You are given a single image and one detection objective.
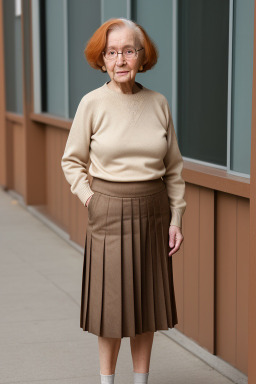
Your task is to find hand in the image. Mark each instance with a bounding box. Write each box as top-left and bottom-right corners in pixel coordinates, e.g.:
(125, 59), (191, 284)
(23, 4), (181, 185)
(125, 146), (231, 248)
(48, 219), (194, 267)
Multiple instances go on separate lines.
(168, 225), (184, 257)
(85, 194), (94, 208)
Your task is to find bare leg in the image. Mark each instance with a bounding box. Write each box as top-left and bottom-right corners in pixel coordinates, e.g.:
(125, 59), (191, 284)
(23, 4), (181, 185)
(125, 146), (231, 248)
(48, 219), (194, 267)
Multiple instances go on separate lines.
(98, 336), (121, 375)
(130, 331), (154, 373)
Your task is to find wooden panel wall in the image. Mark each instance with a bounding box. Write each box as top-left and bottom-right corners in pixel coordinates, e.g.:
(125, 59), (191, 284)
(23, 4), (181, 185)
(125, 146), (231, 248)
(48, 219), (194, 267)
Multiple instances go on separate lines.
(216, 192), (249, 374)
(173, 186), (249, 374)
(3, 120), (25, 197)
(45, 126), (88, 246)
(13, 123), (25, 197)
(173, 183), (215, 354)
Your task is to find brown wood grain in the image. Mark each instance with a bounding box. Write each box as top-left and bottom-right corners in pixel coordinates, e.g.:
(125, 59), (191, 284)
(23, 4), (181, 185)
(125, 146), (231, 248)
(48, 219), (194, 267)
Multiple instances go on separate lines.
(198, 187), (214, 353)
(174, 184), (215, 353)
(13, 123), (25, 196)
(236, 198), (249, 374)
(183, 184), (200, 340)
(216, 192), (237, 366)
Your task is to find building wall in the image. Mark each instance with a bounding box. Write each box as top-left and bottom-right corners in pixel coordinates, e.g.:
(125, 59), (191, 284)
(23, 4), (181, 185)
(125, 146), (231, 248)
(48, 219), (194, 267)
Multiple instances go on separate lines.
(1, 0), (255, 380)
(173, 186), (249, 374)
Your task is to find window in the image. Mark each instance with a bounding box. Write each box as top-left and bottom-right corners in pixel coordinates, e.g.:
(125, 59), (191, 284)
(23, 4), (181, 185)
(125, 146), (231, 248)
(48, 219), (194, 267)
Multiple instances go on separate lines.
(133, 0), (173, 106)
(32, 0), (107, 119)
(177, 0), (229, 167)
(101, 0), (130, 23)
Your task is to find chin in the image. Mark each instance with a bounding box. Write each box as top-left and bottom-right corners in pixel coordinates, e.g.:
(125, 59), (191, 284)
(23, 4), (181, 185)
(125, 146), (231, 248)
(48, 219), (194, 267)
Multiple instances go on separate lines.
(114, 76), (132, 83)
(116, 78), (129, 82)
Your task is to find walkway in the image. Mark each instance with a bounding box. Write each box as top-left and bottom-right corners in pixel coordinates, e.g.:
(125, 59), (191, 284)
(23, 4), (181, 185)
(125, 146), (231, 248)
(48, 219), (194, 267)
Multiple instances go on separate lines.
(0, 188), (234, 384)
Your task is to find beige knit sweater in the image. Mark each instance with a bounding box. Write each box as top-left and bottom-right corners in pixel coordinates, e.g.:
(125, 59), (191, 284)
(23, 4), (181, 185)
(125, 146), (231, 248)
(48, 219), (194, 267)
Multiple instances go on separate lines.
(61, 81), (186, 227)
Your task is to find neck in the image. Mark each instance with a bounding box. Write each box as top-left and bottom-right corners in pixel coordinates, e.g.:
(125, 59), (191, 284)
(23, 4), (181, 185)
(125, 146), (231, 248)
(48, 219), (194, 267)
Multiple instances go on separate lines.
(107, 80), (140, 94)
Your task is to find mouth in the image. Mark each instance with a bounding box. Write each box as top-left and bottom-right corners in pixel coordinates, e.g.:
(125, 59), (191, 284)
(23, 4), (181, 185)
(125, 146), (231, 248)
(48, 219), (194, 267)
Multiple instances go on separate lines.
(116, 71), (129, 74)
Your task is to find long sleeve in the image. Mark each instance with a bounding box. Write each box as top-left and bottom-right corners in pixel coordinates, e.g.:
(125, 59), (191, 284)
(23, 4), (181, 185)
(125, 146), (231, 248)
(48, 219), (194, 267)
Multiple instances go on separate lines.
(61, 96), (95, 205)
(162, 104), (186, 228)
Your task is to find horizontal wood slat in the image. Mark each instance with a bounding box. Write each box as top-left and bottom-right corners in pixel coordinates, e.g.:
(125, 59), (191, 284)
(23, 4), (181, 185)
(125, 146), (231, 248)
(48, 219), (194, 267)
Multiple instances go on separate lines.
(183, 161), (250, 198)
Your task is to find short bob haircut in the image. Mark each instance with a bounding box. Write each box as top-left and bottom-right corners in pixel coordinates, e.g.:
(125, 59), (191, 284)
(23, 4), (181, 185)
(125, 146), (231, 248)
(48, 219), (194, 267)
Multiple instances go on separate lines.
(85, 18), (158, 73)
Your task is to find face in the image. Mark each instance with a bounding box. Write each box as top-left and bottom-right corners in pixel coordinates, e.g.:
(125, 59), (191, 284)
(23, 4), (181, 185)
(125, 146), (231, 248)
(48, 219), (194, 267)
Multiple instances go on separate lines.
(102, 27), (145, 85)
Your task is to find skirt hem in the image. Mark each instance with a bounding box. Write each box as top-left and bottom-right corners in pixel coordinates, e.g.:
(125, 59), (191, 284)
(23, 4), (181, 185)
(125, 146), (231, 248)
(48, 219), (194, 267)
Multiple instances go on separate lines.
(79, 323), (178, 339)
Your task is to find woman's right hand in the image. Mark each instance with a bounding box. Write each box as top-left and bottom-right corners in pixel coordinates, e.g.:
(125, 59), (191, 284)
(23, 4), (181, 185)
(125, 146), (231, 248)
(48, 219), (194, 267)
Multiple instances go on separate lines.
(85, 194), (94, 208)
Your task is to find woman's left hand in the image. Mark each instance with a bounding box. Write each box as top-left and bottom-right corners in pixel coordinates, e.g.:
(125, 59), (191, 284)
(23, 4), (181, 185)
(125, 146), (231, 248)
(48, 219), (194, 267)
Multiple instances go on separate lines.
(168, 225), (184, 257)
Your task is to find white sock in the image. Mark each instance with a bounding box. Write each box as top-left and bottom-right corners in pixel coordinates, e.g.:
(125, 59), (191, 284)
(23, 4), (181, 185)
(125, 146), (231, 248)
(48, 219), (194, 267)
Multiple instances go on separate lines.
(133, 371), (149, 383)
(100, 372), (115, 384)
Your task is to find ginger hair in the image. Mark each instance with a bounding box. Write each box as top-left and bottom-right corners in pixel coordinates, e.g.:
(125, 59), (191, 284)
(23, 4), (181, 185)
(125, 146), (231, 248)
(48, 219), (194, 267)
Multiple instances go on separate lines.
(84, 18), (158, 73)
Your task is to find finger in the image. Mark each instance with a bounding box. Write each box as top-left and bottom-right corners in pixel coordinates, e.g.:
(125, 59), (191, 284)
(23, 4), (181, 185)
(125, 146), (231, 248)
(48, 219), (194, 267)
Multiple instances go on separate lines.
(169, 231), (176, 248)
(169, 232), (180, 249)
(169, 237), (183, 256)
(169, 243), (180, 256)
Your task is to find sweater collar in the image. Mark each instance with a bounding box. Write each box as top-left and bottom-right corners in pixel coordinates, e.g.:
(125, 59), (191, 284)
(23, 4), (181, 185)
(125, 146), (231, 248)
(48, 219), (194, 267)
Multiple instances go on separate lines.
(102, 81), (145, 98)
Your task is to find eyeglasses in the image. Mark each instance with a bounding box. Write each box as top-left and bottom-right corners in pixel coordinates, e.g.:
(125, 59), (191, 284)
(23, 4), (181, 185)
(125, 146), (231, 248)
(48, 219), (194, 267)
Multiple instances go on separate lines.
(102, 47), (144, 61)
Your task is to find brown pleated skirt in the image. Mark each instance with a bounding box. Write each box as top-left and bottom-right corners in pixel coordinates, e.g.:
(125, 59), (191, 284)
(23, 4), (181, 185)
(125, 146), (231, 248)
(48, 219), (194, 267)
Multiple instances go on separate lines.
(80, 176), (178, 338)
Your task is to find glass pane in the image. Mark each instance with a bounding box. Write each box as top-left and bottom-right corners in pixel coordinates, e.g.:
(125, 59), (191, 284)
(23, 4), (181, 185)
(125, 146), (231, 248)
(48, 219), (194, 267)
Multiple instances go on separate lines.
(42, 0), (67, 117)
(230, 0), (254, 175)
(101, 0), (128, 22)
(133, 0), (173, 106)
(178, 0), (229, 166)
(68, 0), (108, 118)
(3, 0), (23, 114)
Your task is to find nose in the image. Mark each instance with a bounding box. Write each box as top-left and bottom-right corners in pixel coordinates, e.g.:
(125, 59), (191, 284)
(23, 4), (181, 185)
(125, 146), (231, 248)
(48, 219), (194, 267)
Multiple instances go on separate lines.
(116, 52), (126, 65)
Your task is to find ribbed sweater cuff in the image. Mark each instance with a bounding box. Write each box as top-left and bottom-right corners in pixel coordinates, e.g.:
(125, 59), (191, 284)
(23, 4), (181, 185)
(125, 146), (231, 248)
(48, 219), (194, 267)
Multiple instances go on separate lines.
(170, 208), (183, 228)
(77, 184), (94, 206)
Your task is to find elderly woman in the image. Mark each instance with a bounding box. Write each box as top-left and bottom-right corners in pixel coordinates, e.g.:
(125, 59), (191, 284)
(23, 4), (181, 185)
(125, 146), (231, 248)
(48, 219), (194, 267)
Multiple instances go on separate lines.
(61, 17), (186, 384)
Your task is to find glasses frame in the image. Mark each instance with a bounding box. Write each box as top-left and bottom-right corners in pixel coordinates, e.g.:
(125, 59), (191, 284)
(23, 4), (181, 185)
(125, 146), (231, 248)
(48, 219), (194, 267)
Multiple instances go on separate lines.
(102, 47), (144, 61)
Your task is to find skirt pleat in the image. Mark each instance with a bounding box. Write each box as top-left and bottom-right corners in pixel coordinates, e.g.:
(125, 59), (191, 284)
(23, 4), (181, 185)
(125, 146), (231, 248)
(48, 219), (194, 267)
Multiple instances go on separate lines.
(102, 196), (122, 338)
(80, 229), (91, 331)
(131, 198), (143, 334)
(87, 228), (105, 335)
(80, 177), (178, 338)
(144, 197), (156, 331)
(122, 198), (136, 337)
(138, 197), (149, 331)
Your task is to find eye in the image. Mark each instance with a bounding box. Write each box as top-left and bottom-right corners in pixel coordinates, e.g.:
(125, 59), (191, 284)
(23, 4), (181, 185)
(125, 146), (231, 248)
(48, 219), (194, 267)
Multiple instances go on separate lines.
(125, 48), (135, 55)
(106, 50), (116, 56)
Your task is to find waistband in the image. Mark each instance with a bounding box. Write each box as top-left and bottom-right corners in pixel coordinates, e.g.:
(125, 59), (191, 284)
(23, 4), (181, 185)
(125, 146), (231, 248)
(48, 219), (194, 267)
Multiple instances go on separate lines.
(91, 177), (166, 198)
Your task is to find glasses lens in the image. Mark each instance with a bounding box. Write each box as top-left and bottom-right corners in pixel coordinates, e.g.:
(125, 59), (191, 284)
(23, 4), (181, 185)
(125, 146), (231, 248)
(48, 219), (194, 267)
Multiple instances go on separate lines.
(123, 48), (136, 59)
(104, 49), (117, 60)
